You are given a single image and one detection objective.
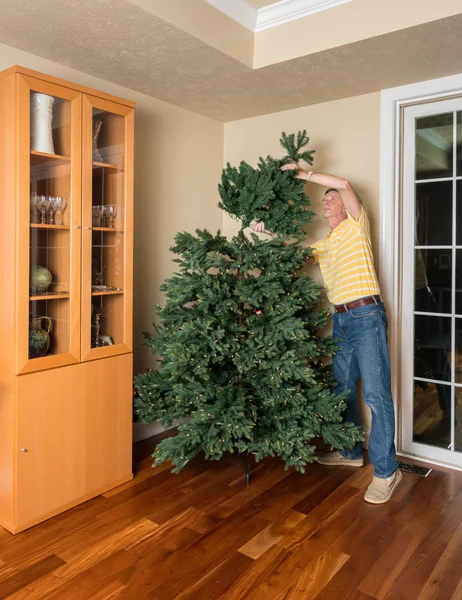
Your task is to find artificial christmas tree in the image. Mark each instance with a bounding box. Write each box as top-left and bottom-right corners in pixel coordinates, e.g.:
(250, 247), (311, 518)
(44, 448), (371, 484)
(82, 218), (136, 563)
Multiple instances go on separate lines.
(134, 131), (363, 475)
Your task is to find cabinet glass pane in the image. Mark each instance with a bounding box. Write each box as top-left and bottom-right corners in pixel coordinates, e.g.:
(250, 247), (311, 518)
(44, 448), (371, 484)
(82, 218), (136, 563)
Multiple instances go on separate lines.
(416, 113), (453, 180)
(91, 108), (125, 348)
(29, 91), (72, 359)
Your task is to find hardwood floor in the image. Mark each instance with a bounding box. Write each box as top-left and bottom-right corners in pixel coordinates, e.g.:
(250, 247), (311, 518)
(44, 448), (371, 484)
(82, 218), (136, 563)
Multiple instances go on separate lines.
(1, 430), (462, 599)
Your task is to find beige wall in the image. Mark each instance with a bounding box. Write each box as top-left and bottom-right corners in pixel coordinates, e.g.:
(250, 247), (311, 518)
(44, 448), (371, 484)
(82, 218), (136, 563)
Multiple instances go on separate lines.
(0, 43), (224, 378)
(223, 92), (381, 435)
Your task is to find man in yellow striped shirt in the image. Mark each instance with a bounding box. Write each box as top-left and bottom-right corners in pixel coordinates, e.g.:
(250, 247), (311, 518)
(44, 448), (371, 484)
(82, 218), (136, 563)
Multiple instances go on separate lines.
(254, 165), (401, 504)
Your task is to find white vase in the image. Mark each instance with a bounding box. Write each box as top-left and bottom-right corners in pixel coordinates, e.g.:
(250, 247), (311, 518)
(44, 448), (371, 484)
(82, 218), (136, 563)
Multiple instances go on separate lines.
(30, 93), (55, 154)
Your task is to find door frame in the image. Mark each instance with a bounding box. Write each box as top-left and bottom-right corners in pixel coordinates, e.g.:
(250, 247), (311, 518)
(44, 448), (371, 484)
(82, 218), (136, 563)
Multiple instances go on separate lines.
(380, 72), (462, 471)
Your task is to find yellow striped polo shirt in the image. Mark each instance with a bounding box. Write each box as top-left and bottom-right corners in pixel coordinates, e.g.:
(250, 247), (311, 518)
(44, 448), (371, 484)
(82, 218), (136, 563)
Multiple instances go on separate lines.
(310, 207), (381, 305)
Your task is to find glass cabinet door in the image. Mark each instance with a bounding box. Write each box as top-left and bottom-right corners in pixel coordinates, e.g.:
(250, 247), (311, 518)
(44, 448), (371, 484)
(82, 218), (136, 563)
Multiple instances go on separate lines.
(16, 75), (81, 374)
(81, 95), (134, 360)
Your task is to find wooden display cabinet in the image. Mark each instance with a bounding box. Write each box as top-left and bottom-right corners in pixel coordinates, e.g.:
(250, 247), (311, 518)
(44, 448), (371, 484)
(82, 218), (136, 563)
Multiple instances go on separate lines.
(0, 66), (135, 533)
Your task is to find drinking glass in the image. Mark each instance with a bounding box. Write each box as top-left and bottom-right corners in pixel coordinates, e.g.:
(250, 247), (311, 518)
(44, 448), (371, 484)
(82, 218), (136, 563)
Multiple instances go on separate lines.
(37, 195), (49, 224)
(30, 193), (40, 224)
(53, 197), (67, 226)
(103, 205), (117, 228)
(92, 205), (103, 227)
(48, 196), (56, 225)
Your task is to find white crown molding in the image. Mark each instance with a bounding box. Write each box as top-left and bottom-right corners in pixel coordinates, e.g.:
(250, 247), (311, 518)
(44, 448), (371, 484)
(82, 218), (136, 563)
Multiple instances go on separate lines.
(205, 0), (353, 32)
(256, 0), (353, 31)
(204, 0), (258, 32)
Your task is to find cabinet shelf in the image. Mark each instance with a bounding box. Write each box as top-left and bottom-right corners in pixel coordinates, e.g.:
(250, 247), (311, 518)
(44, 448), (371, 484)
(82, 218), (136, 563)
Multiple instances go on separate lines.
(92, 161), (121, 171)
(30, 293), (70, 301)
(30, 224), (70, 230)
(93, 227), (124, 233)
(31, 151), (70, 165)
(91, 290), (124, 297)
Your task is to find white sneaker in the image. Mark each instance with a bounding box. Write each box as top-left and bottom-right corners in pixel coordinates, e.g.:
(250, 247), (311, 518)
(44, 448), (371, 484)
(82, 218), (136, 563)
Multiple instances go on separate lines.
(364, 469), (402, 504)
(316, 451), (364, 468)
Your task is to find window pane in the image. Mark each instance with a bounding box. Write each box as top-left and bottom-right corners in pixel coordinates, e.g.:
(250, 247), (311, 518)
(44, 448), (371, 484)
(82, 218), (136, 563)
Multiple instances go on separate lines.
(456, 387), (462, 452)
(416, 113), (453, 180)
(456, 319), (462, 384)
(415, 181), (452, 246)
(414, 315), (451, 383)
(457, 181), (462, 246)
(413, 380), (451, 449)
(415, 250), (452, 314)
(457, 111), (462, 177)
(457, 251), (462, 316)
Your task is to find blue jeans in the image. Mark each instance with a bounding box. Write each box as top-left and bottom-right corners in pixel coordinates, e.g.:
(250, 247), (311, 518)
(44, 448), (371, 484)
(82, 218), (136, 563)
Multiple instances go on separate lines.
(332, 302), (398, 478)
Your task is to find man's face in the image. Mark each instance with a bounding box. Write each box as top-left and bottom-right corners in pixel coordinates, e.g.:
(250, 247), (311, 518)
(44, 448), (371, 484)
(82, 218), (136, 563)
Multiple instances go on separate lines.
(323, 190), (347, 220)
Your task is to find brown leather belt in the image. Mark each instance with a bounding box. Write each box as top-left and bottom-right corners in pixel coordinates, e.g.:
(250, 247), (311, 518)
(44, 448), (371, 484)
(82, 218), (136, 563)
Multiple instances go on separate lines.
(334, 295), (382, 313)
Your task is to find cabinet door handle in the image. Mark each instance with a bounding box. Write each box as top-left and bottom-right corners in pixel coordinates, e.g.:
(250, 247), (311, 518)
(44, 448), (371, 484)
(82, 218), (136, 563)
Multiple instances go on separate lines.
(75, 225), (81, 229)
(20, 448), (28, 452)
(85, 226), (92, 230)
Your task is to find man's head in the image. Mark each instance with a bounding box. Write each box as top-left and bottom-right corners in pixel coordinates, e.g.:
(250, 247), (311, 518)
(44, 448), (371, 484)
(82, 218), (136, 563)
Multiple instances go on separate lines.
(322, 188), (347, 222)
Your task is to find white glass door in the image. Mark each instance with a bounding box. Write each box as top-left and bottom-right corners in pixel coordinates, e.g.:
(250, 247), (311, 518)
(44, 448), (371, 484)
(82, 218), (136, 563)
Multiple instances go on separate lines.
(401, 97), (462, 468)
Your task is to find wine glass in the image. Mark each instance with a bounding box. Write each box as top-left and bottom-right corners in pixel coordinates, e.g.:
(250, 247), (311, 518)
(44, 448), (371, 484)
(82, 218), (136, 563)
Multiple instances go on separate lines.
(92, 205), (103, 227)
(47, 196), (56, 225)
(30, 193), (40, 224)
(53, 197), (67, 226)
(37, 195), (49, 224)
(103, 205), (117, 228)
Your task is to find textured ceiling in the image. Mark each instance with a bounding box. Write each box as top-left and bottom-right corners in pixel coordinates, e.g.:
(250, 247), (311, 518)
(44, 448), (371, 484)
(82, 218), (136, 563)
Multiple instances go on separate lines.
(0, 0), (461, 122)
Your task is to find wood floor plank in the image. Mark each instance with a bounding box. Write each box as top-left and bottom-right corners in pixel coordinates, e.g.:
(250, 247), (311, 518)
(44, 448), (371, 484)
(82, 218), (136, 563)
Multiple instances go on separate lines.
(272, 549), (350, 600)
(315, 513), (403, 600)
(343, 462), (374, 490)
(118, 513), (270, 599)
(154, 552), (254, 600)
(224, 489), (363, 599)
(207, 462), (293, 520)
(358, 486), (449, 599)
(102, 461), (172, 498)
(5, 520), (156, 600)
(383, 489), (462, 600)
(32, 550), (135, 600)
(220, 544), (289, 600)
(1, 431), (462, 600)
(417, 520), (462, 600)
(0, 555), (65, 600)
(147, 462), (244, 525)
(238, 509), (306, 560)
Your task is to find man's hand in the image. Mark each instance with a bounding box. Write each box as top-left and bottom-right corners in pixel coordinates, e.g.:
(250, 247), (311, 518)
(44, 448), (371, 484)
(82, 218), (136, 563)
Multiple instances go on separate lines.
(281, 162), (308, 181)
(250, 220), (275, 237)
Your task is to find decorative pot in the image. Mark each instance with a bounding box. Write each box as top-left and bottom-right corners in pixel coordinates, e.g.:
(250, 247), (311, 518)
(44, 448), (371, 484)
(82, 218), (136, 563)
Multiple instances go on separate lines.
(29, 316), (52, 359)
(30, 93), (55, 154)
(30, 265), (52, 293)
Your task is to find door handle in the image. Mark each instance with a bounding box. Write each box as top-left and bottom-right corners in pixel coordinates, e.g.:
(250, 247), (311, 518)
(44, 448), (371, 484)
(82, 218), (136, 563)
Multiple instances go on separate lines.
(20, 448), (28, 452)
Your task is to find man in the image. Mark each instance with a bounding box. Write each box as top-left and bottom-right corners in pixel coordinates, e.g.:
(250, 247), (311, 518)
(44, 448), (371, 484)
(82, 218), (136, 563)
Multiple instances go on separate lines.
(253, 164), (401, 504)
